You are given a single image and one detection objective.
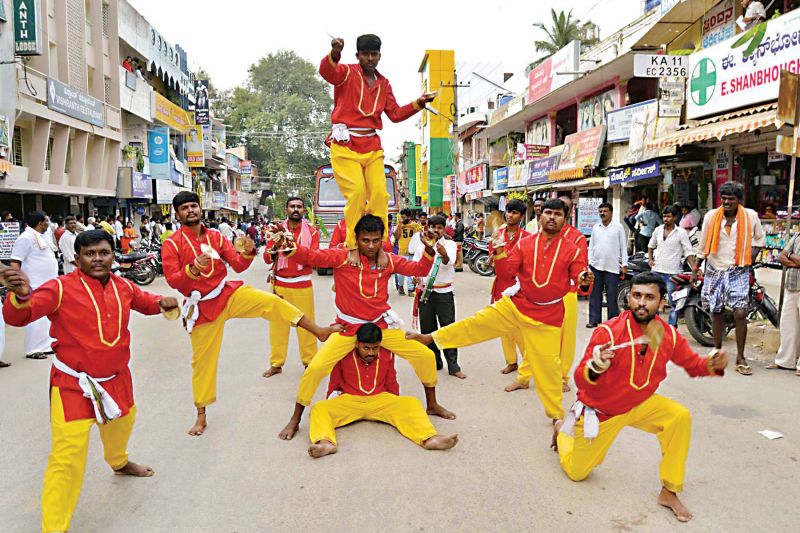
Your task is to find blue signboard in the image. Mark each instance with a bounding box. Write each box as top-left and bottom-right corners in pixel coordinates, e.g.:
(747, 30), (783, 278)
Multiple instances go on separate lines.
(608, 159), (661, 185)
(148, 127), (170, 180)
(527, 154), (561, 185)
(494, 167), (508, 191)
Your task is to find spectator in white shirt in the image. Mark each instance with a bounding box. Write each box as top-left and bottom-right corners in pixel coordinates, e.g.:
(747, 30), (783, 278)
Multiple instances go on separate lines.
(587, 202), (628, 327)
(742, 0), (767, 31)
(85, 216), (96, 231)
(58, 216), (79, 274)
(9, 211), (58, 359)
(114, 216), (124, 247)
(218, 217), (235, 242)
(648, 206), (696, 326)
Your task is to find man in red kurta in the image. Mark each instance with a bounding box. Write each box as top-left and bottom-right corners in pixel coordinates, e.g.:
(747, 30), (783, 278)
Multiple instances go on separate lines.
(320, 33), (434, 265)
(162, 191), (339, 437)
(262, 197), (321, 378)
(306, 323), (458, 458)
(554, 272), (728, 523)
(408, 199), (592, 421)
(329, 218), (392, 252)
(1, 230), (179, 533)
(277, 215), (455, 442)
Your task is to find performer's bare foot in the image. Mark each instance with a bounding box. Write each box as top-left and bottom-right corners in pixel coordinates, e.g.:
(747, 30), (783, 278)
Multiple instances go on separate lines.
(188, 408), (207, 436)
(449, 371), (467, 379)
(500, 363), (518, 374)
(279, 419), (300, 440)
(262, 366), (282, 378)
(562, 381), (571, 392)
(657, 488), (693, 522)
(308, 440), (337, 458)
(346, 248), (360, 267)
(426, 403), (456, 420)
(376, 248), (389, 270)
(423, 434), (459, 450)
(114, 461), (154, 477)
(504, 381), (528, 392)
(551, 419), (563, 451)
(297, 316), (343, 342)
(405, 331), (433, 345)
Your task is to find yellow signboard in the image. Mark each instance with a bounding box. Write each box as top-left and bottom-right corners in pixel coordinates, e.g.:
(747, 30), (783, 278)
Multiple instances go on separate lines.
(186, 124), (204, 168)
(154, 93), (190, 133)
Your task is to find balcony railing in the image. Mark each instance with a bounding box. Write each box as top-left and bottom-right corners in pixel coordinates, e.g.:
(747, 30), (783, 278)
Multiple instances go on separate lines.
(118, 66), (153, 121)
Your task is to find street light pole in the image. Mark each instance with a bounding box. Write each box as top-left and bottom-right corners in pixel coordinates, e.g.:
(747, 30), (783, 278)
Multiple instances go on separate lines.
(440, 71), (470, 214)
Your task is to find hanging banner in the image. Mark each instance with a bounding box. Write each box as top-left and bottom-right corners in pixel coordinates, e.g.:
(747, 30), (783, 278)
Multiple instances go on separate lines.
(185, 124), (204, 167)
(629, 100), (680, 164)
(606, 99), (657, 142)
(194, 80), (210, 125)
(148, 127), (170, 180)
(525, 144), (549, 159)
(528, 41), (580, 105)
(578, 88), (617, 131)
(557, 125), (606, 171)
(460, 163), (487, 195)
(493, 167), (508, 191)
(154, 93), (191, 133)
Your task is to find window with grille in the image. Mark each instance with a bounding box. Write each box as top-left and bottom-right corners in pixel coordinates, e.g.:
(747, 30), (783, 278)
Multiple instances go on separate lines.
(12, 127), (22, 166)
(45, 138), (53, 171)
(104, 76), (111, 102)
(101, 2), (109, 37)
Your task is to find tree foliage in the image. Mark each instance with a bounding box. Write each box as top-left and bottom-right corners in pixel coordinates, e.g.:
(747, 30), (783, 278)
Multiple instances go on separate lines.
(528, 9), (599, 71)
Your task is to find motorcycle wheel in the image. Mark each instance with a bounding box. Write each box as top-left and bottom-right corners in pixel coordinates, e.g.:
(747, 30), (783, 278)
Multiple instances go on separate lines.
(132, 264), (156, 286)
(684, 305), (715, 347)
(617, 280), (632, 311)
(468, 255), (482, 274)
(760, 293), (779, 328)
(474, 254), (495, 277)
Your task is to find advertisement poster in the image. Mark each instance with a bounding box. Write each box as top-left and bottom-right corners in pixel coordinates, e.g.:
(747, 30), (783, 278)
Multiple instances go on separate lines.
(528, 41), (580, 105)
(578, 89), (617, 131)
(185, 125), (204, 167)
(557, 125), (607, 171)
(147, 127), (170, 180)
(527, 152), (561, 185)
(606, 99), (657, 142)
(493, 167), (508, 191)
(0, 221), (21, 260)
(628, 100), (679, 164)
(525, 144), (549, 159)
(194, 80), (210, 125)
(460, 163), (487, 195)
(577, 198), (602, 236)
(527, 116), (551, 146)
(154, 93), (190, 133)
(507, 165), (526, 188)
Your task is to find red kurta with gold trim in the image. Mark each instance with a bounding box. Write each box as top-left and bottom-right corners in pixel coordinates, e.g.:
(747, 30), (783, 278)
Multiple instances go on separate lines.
(562, 224), (589, 294)
(327, 348), (399, 397)
(2, 271), (162, 421)
(488, 225), (529, 302)
(263, 221), (320, 289)
(289, 246), (433, 335)
(494, 231), (588, 327)
(574, 311), (722, 417)
(329, 219), (393, 251)
(162, 225), (255, 327)
(319, 54), (421, 153)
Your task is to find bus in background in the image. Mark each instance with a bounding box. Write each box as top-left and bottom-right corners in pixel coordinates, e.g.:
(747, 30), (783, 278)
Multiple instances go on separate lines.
(313, 163), (400, 242)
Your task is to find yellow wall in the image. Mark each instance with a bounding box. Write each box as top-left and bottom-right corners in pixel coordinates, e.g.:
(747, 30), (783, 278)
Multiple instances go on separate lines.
(421, 50), (455, 139)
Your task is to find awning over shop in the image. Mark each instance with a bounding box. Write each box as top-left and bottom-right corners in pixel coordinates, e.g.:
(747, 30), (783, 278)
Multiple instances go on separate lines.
(550, 167), (587, 182)
(648, 108), (779, 149)
(549, 177), (606, 190)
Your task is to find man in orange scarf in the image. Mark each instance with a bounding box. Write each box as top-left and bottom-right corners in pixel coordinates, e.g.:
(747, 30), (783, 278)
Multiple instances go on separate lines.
(694, 182), (764, 375)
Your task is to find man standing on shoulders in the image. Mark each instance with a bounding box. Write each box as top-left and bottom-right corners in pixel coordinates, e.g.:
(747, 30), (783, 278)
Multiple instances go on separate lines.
(648, 205), (696, 327)
(393, 209), (422, 296)
(10, 211), (58, 360)
(695, 182), (764, 376)
(413, 215), (465, 379)
(588, 202), (627, 328)
(59, 216), (79, 275)
(262, 197), (321, 378)
(769, 230), (800, 375)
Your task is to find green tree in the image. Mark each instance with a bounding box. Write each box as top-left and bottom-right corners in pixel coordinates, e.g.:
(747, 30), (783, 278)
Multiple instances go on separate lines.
(528, 9), (598, 71)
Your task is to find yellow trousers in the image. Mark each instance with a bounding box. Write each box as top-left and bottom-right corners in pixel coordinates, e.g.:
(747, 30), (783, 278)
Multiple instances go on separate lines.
(296, 329), (437, 406)
(309, 392), (438, 446)
(42, 387), (136, 533)
(560, 291), (579, 383)
(433, 297), (564, 419)
(330, 143), (388, 250)
(501, 331), (533, 386)
(269, 284), (317, 368)
(557, 394), (691, 493)
(190, 285), (304, 407)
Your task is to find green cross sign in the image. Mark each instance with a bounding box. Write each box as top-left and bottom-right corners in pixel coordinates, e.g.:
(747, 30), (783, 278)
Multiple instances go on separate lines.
(690, 58), (716, 106)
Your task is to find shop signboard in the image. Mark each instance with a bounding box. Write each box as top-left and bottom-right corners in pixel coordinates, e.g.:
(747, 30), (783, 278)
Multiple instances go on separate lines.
(527, 116), (551, 146)
(185, 124), (204, 168)
(13, 0), (43, 55)
(702, 0), (735, 49)
(47, 78), (104, 127)
(525, 144), (549, 159)
(606, 99), (657, 142)
(194, 80), (210, 125)
(577, 197), (603, 236)
(578, 88), (617, 131)
(629, 100), (679, 164)
(202, 124), (213, 159)
(147, 127), (170, 180)
(460, 163), (487, 195)
(661, 0), (684, 16)
(528, 40), (580, 105)
(228, 190), (239, 211)
(131, 172), (152, 199)
(608, 159), (661, 185)
(226, 153), (242, 173)
(240, 176), (252, 192)
(154, 179), (173, 205)
(507, 165), (526, 188)
(527, 153), (561, 185)
(633, 54), (688, 78)
(493, 167), (508, 191)
(241, 160), (252, 174)
(658, 77), (685, 117)
(154, 93), (191, 133)
(0, 222), (21, 260)
(557, 125), (606, 171)
(688, 10), (800, 119)
(213, 191), (226, 208)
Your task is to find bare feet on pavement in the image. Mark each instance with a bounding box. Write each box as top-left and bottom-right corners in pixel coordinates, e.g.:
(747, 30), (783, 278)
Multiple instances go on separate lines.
(504, 381), (528, 392)
(114, 461), (154, 477)
(427, 403), (456, 420)
(551, 419), (563, 451)
(562, 382), (571, 393)
(500, 363), (518, 374)
(405, 331), (433, 345)
(423, 434), (459, 450)
(308, 440), (337, 458)
(657, 488), (693, 522)
(450, 371), (467, 379)
(188, 409), (207, 436)
(279, 420), (300, 440)
(263, 366), (282, 378)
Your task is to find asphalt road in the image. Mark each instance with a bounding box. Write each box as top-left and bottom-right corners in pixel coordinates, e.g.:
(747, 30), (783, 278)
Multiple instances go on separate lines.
(0, 261), (797, 532)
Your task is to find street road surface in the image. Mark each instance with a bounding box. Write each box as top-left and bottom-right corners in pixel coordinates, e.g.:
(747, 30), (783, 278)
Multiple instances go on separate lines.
(0, 261), (797, 532)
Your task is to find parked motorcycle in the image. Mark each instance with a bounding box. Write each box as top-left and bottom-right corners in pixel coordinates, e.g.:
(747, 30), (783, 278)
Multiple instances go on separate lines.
(466, 238), (494, 277)
(671, 263), (779, 347)
(616, 252), (653, 310)
(113, 251), (157, 286)
(136, 240), (163, 275)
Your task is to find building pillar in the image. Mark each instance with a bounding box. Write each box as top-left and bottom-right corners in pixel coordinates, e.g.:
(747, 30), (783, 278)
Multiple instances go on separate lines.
(69, 130), (89, 187)
(29, 117), (52, 183)
(48, 124), (70, 186)
(87, 135), (106, 189)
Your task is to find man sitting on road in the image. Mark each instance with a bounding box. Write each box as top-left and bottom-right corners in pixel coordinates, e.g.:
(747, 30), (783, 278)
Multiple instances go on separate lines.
(553, 272), (728, 523)
(306, 323), (458, 458)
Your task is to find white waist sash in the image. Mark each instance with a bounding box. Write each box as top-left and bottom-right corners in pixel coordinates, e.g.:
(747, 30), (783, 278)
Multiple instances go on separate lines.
(331, 123), (378, 143)
(501, 281), (562, 306)
(52, 355), (121, 424)
(181, 277), (227, 333)
(275, 273), (313, 284)
(336, 308), (405, 330)
(560, 401), (600, 441)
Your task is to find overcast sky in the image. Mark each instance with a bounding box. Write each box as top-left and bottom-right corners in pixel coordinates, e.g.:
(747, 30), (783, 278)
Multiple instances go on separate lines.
(129, 0), (641, 160)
